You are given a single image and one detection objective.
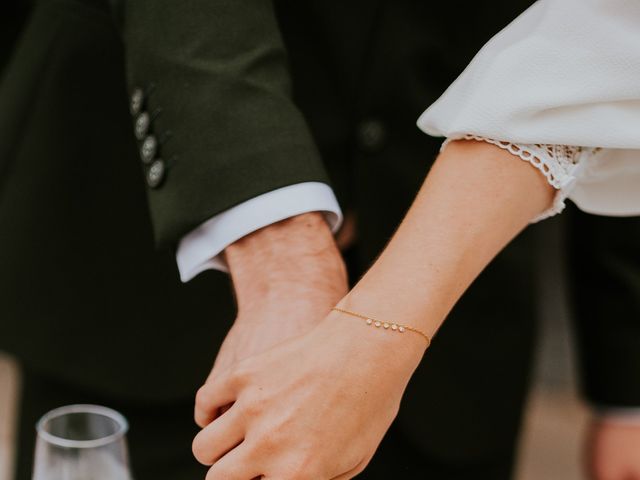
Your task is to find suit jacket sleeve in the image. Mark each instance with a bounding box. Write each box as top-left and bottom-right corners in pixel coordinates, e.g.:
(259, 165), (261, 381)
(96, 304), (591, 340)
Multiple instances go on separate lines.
(123, 0), (329, 248)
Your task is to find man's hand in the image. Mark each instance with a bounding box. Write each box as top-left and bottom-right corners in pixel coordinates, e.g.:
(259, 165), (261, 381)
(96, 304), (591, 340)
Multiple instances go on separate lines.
(587, 419), (640, 480)
(204, 212), (348, 387)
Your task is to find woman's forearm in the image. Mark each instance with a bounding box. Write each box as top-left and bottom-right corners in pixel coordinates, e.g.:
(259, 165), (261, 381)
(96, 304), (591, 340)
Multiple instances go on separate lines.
(341, 139), (555, 341)
(192, 140), (557, 479)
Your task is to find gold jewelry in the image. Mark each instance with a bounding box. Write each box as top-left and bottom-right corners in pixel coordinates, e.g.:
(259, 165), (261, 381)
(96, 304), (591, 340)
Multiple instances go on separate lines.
(331, 307), (431, 346)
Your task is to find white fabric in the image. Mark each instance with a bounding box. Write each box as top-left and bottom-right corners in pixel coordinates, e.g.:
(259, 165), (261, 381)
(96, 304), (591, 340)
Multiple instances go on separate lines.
(445, 135), (597, 221)
(176, 182), (342, 281)
(418, 0), (640, 217)
(419, 0), (640, 417)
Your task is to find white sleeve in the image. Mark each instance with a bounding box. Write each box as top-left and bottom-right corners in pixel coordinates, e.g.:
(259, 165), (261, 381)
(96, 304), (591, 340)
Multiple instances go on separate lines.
(418, 0), (640, 218)
(444, 135), (599, 222)
(175, 182), (342, 282)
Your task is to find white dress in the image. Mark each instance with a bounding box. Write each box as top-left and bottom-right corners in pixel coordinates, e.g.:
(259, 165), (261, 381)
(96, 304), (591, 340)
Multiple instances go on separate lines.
(417, 0), (640, 220)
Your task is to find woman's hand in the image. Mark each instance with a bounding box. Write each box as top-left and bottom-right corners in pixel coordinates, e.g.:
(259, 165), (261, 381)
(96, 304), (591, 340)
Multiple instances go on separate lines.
(192, 139), (553, 479)
(206, 292), (341, 385)
(193, 312), (426, 479)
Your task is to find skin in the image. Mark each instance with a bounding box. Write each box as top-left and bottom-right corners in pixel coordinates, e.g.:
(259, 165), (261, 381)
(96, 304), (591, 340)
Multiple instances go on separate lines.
(587, 419), (640, 480)
(192, 139), (556, 479)
(204, 212), (348, 386)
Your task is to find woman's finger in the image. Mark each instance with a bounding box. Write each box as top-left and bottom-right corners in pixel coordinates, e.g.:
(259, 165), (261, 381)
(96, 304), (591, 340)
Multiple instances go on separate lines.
(195, 369), (244, 427)
(192, 406), (245, 465)
(205, 442), (262, 480)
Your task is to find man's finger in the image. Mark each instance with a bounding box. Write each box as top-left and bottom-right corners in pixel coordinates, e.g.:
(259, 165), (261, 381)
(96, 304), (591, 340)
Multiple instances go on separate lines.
(205, 442), (262, 480)
(194, 370), (240, 427)
(193, 406), (245, 465)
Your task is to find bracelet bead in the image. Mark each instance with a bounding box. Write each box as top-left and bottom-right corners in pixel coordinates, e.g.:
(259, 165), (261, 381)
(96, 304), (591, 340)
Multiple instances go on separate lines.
(331, 307), (431, 345)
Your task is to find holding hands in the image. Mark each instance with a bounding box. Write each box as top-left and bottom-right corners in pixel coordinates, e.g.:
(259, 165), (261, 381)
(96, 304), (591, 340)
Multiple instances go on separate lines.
(192, 141), (556, 479)
(192, 211), (426, 479)
(193, 141), (640, 479)
(206, 212), (347, 380)
(193, 313), (425, 479)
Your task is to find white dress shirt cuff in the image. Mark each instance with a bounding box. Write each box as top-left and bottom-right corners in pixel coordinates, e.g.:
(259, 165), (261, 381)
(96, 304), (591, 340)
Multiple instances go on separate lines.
(176, 182), (342, 282)
(595, 407), (640, 426)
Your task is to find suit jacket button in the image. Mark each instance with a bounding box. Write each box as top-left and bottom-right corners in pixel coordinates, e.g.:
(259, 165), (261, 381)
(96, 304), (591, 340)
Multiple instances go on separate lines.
(147, 159), (166, 188)
(130, 88), (144, 115)
(140, 135), (158, 164)
(357, 118), (387, 152)
(134, 112), (150, 140)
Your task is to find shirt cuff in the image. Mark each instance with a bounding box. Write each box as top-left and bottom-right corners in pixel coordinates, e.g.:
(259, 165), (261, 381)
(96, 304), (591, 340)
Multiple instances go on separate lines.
(442, 135), (599, 222)
(595, 406), (640, 426)
(176, 182), (343, 282)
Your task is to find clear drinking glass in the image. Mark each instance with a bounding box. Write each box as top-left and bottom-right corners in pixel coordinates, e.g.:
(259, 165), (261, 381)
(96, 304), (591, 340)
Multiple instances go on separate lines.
(32, 404), (133, 480)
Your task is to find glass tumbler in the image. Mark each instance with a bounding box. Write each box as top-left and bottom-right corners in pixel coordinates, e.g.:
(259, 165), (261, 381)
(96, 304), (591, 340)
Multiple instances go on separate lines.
(32, 404), (132, 480)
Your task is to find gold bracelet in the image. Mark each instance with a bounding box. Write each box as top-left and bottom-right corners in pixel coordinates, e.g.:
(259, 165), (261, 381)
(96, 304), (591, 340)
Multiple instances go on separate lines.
(331, 307), (431, 346)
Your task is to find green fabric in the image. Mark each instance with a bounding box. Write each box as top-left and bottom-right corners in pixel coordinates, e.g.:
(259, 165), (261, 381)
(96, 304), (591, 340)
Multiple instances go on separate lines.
(0, 2), (30, 76)
(123, 0), (330, 247)
(0, 0), (235, 401)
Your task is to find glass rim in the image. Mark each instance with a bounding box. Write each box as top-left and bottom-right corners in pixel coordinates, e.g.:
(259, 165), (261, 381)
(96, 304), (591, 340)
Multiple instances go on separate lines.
(36, 404), (129, 449)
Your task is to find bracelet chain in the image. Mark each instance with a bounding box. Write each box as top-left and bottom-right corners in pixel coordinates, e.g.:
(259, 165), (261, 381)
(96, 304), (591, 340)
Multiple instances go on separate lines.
(332, 307), (431, 346)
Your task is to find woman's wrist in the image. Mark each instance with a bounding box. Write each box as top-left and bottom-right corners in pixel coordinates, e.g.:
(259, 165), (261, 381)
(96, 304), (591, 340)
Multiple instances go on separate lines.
(319, 305), (428, 376)
(337, 282), (442, 342)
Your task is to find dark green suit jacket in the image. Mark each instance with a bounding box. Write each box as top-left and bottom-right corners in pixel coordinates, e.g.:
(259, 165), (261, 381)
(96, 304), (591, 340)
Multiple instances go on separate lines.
(2, 0), (640, 472)
(0, 0), (526, 397)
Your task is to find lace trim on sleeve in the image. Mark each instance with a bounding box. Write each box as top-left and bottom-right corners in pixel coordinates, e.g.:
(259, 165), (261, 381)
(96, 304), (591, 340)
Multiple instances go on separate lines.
(443, 135), (599, 222)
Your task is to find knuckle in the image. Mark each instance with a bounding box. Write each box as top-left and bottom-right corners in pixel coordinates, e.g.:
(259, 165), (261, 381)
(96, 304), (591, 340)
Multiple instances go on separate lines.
(191, 435), (214, 466)
(242, 396), (264, 418)
(230, 363), (252, 386)
(195, 385), (211, 409)
(253, 429), (280, 453)
(194, 414), (209, 430)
